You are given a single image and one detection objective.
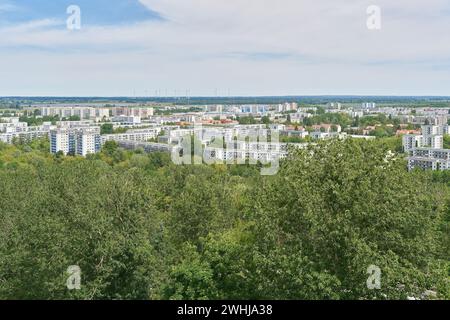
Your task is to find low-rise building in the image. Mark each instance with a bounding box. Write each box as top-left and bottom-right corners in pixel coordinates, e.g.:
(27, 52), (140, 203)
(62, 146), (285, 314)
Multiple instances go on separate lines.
(102, 128), (161, 144)
(408, 148), (450, 171)
(112, 115), (142, 125)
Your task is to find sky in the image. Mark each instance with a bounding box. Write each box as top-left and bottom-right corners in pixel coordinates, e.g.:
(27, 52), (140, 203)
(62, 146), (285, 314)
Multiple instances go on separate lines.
(1, 0), (450, 97)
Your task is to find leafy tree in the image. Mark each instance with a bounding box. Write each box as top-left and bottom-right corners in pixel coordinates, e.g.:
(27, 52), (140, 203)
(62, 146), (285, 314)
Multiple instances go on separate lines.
(249, 140), (449, 299)
(444, 135), (450, 149)
(101, 123), (114, 135)
(0, 137), (448, 300)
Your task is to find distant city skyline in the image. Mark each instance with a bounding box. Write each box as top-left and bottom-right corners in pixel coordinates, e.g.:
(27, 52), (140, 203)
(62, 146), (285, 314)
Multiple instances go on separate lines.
(1, 0), (450, 96)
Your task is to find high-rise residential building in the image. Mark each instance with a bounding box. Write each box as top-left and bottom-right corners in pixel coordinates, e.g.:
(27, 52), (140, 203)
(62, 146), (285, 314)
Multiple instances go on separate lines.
(76, 128), (102, 157)
(50, 128), (76, 155)
(50, 127), (101, 156)
(403, 121), (450, 171)
(403, 134), (423, 152)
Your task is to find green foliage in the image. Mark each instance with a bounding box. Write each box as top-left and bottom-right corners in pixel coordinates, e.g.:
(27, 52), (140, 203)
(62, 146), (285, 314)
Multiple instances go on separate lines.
(101, 124), (128, 135)
(0, 138), (448, 300)
(19, 115), (59, 126)
(237, 116), (257, 125)
(101, 123), (114, 134)
(370, 126), (395, 138)
(303, 112), (351, 128)
(250, 140), (449, 299)
(444, 135), (450, 149)
(261, 116), (271, 125)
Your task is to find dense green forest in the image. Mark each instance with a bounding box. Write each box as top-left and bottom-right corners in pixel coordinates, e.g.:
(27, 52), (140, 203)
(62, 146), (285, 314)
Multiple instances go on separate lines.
(0, 138), (448, 300)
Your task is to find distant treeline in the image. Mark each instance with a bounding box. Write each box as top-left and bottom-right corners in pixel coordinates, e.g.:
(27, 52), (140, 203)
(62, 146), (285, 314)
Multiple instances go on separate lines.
(2, 96), (450, 108)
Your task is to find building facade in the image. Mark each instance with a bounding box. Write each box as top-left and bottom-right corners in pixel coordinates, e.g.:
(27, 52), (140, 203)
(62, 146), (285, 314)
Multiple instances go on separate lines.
(50, 127), (101, 156)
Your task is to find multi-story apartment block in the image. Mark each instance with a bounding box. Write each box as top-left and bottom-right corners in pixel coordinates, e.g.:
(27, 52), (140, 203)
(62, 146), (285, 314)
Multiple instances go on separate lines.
(403, 134), (423, 152)
(204, 105), (224, 113)
(76, 128), (102, 157)
(310, 131), (346, 140)
(422, 134), (443, 149)
(102, 128), (162, 144)
(204, 141), (292, 164)
(239, 105), (268, 115)
(327, 102), (342, 110)
(40, 106), (110, 121)
(112, 115), (142, 125)
(112, 107), (154, 119)
(50, 127), (101, 156)
(403, 122), (450, 171)
(422, 125), (442, 136)
(50, 128), (76, 155)
(56, 120), (95, 128)
(0, 117), (28, 133)
(0, 118), (52, 144)
(408, 148), (450, 171)
(277, 103), (299, 113)
(0, 130), (49, 144)
(362, 102), (376, 109)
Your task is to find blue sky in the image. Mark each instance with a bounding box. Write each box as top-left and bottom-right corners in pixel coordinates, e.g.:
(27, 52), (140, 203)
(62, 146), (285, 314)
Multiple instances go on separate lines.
(1, 0), (450, 96)
(0, 0), (160, 26)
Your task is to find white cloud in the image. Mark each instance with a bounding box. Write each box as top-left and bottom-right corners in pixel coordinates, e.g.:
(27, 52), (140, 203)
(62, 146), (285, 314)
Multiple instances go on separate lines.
(0, 3), (18, 12)
(1, 0), (450, 95)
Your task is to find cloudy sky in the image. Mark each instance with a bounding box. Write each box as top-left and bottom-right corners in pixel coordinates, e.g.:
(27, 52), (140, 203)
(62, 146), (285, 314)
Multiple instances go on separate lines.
(1, 0), (450, 96)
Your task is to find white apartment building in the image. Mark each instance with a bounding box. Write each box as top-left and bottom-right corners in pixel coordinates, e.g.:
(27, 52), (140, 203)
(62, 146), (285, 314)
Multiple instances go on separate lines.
(289, 112), (313, 124)
(112, 115), (142, 125)
(327, 102), (342, 110)
(76, 128), (102, 157)
(50, 127), (101, 156)
(282, 129), (310, 139)
(102, 128), (162, 144)
(422, 134), (444, 149)
(56, 120), (95, 128)
(204, 105), (224, 113)
(0, 118), (52, 144)
(0, 122), (28, 133)
(239, 105), (269, 115)
(40, 106), (110, 121)
(362, 102), (376, 109)
(112, 107), (154, 119)
(0, 130), (48, 144)
(402, 125), (445, 153)
(403, 134), (423, 152)
(422, 125), (442, 136)
(204, 141), (291, 164)
(277, 103), (299, 113)
(50, 128), (75, 155)
(408, 148), (450, 171)
(403, 122), (450, 171)
(348, 111), (364, 118)
(310, 132), (347, 140)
